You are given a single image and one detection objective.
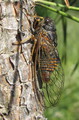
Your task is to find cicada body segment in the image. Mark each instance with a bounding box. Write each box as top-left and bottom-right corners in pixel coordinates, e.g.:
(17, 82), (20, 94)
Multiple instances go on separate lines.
(33, 17), (64, 107)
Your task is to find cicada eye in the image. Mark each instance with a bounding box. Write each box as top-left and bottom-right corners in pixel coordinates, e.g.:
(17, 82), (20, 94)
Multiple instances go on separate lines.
(45, 17), (51, 24)
(46, 18), (49, 22)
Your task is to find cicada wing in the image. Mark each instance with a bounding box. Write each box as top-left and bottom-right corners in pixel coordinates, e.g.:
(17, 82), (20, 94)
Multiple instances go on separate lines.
(37, 46), (64, 107)
(41, 63), (64, 107)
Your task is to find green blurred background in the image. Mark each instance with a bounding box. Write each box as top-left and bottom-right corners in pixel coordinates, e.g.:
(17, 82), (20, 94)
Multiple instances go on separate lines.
(36, 0), (79, 120)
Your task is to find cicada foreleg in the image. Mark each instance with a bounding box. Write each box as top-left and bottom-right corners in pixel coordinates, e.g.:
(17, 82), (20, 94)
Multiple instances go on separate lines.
(12, 35), (32, 45)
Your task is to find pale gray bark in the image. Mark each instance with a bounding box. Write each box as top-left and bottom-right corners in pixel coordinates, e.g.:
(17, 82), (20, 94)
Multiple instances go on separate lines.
(0, 0), (46, 119)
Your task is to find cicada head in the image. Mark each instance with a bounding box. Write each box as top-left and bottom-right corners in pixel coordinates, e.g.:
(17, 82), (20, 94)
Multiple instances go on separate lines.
(43, 17), (56, 31)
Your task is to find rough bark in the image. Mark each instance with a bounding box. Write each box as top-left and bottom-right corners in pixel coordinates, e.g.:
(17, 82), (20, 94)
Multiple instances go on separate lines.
(0, 0), (46, 119)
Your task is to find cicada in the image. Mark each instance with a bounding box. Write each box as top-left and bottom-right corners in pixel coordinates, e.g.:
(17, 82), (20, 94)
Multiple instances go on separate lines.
(32, 17), (64, 107)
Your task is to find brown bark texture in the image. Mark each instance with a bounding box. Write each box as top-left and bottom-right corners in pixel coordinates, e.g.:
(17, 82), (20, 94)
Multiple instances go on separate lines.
(0, 0), (46, 120)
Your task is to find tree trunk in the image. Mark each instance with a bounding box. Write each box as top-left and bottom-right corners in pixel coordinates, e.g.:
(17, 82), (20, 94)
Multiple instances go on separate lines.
(0, 0), (46, 119)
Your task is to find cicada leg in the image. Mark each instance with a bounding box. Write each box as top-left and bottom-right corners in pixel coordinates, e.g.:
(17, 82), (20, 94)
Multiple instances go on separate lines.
(12, 35), (32, 45)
